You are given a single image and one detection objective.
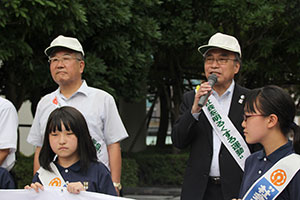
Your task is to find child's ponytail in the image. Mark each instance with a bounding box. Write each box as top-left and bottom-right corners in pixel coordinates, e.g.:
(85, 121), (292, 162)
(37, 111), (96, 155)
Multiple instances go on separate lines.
(292, 122), (300, 154)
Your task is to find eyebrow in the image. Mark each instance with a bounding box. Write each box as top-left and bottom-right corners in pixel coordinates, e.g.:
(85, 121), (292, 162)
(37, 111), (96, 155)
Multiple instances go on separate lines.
(63, 53), (72, 56)
(220, 53), (229, 57)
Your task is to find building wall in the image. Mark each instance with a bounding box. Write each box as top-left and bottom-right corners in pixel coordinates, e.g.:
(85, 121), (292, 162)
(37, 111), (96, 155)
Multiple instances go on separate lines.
(18, 100), (35, 156)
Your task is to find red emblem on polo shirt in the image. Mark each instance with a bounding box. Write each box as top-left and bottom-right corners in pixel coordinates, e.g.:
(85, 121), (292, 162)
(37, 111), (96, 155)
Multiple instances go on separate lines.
(53, 97), (58, 105)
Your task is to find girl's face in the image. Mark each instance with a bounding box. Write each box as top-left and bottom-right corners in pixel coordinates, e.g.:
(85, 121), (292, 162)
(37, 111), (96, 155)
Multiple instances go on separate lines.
(242, 109), (269, 144)
(49, 122), (79, 165)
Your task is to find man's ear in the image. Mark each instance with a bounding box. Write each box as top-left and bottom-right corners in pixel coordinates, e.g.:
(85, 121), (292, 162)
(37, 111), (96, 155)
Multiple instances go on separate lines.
(233, 61), (240, 75)
(80, 60), (85, 74)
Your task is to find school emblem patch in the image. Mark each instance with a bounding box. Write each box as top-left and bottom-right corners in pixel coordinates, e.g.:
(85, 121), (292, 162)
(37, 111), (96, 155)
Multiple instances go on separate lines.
(49, 177), (62, 187)
(270, 169), (286, 186)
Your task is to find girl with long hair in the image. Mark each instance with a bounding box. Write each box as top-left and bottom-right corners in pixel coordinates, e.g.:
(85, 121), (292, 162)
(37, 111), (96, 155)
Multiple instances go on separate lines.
(25, 106), (116, 195)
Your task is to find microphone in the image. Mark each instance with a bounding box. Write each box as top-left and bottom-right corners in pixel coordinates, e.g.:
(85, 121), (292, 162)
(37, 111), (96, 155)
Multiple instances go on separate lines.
(198, 73), (218, 107)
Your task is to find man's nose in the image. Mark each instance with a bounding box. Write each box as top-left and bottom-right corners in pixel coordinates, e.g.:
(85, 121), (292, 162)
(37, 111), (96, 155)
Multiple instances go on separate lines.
(53, 59), (65, 68)
(211, 60), (219, 68)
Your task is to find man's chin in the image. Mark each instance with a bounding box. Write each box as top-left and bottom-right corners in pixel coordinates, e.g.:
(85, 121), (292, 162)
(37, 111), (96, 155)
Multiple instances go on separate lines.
(54, 78), (69, 84)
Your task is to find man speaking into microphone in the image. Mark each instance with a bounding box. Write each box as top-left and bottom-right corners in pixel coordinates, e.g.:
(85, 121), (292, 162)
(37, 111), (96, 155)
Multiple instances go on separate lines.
(172, 33), (258, 200)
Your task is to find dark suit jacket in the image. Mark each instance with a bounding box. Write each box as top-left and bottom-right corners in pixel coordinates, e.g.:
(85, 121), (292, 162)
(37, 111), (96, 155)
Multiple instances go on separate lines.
(171, 84), (251, 200)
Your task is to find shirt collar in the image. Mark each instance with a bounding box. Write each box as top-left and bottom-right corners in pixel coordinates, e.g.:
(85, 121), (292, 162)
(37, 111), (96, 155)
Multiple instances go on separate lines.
(257, 140), (293, 163)
(55, 160), (81, 172)
(55, 80), (89, 99)
(76, 80), (89, 96)
(212, 79), (235, 98)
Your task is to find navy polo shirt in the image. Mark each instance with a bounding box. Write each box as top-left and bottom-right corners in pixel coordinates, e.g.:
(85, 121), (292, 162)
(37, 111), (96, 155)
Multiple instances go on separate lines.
(239, 141), (300, 199)
(33, 161), (117, 196)
(0, 167), (15, 189)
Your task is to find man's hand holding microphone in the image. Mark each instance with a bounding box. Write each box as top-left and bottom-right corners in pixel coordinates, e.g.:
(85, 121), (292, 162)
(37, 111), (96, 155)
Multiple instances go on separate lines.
(192, 73), (218, 113)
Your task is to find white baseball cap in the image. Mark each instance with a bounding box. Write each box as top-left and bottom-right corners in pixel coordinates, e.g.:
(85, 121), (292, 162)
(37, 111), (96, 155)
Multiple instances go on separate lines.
(44, 35), (84, 56)
(198, 32), (241, 57)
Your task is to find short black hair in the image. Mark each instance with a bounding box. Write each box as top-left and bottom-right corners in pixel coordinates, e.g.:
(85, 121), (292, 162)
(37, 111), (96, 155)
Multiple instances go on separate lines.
(39, 106), (97, 172)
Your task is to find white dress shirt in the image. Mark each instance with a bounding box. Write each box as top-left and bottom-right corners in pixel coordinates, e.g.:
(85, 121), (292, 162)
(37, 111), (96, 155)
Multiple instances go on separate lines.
(192, 80), (235, 176)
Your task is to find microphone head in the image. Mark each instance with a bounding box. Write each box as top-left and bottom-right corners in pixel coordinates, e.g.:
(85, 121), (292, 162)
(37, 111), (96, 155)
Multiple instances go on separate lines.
(198, 73), (218, 107)
(208, 73), (218, 84)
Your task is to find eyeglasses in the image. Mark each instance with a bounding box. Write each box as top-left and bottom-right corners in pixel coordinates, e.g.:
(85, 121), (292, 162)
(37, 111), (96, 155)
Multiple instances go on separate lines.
(48, 56), (81, 65)
(204, 57), (237, 65)
(243, 114), (266, 122)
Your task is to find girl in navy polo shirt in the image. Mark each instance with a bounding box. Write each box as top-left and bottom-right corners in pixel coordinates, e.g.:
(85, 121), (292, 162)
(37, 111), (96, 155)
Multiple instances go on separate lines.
(25, 106), (117, 196)
(233, 85), (300, 200)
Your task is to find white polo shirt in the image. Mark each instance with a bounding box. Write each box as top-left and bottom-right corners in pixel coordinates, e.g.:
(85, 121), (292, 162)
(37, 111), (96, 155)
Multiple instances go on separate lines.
(0, 97), (18, 171)
(27, 81), (128, 169)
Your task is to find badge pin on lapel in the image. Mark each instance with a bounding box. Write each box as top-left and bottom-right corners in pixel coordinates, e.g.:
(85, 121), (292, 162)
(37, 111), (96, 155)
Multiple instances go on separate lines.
(238, 95), (245, 104)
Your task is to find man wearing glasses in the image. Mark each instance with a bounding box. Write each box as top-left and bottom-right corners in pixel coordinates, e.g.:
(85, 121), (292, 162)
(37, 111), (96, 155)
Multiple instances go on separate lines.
(172, 33), (258, 200)
(27, 35), (128, 195)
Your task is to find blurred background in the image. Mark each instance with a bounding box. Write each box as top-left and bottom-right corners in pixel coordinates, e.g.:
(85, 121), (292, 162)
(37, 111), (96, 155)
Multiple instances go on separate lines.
(1, 0), (299, 198)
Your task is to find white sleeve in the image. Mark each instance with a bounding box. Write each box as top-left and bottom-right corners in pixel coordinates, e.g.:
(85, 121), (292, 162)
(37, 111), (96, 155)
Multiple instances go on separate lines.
(27, 102), (44, 147)
(0, 103), (18, 150)
(103, 95), (128, 145)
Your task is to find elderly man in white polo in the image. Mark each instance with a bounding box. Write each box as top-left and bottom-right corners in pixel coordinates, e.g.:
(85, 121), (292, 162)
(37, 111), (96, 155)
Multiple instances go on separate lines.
(27, 35), (128, 195)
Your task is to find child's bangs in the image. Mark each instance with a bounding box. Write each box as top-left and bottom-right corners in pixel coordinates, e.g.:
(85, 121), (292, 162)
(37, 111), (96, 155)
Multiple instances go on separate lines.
(48, 115), (72, 133)
(244, 89), (262, 114)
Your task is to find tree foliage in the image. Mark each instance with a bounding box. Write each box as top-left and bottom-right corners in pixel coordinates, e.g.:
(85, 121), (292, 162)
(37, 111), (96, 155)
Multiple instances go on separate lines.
(0, 0), (88, 110)
(0, 0), (160, 112)
(81, 0), (161, 102)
